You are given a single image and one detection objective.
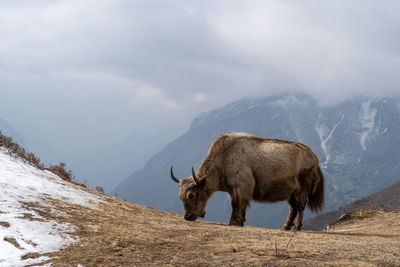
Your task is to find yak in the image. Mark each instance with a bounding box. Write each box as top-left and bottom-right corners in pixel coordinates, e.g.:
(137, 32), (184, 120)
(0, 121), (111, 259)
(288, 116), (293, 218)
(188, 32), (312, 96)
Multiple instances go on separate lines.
(170, 133), (324, 230)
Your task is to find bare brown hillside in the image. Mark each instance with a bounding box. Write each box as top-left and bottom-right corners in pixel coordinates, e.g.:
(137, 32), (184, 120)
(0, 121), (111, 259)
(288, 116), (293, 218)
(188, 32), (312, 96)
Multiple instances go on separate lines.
(24, 187), (400, 267)
(303, 180), (400, 230)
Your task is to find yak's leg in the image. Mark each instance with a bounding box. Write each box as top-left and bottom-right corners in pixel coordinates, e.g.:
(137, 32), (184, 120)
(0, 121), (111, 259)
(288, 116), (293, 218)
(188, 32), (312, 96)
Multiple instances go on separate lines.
(283, 194), (298, 230)
(229, 198), (249, 226)
(294, 204), (306, 230)
(227, 165), (254, 227)
(294, 192), (308, 231)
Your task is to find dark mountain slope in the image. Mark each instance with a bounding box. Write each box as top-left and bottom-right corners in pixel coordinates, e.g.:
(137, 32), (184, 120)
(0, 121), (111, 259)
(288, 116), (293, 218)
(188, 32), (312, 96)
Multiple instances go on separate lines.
(303, 180), (400, 230)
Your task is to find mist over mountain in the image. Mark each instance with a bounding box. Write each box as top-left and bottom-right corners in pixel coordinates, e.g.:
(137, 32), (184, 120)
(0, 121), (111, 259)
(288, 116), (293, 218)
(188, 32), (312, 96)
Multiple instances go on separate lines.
(0, 118), (26, 147)
(115, 94), (400, 228)
(68, 131), (176, 192)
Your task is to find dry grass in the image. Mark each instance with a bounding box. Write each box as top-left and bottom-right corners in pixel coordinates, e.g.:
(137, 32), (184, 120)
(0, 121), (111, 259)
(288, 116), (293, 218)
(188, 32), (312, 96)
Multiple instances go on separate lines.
(0, 132), (77, 183)
(0, 132), (44, 169)
(4, 236), (23, 249)
(21, 185), (400, 267)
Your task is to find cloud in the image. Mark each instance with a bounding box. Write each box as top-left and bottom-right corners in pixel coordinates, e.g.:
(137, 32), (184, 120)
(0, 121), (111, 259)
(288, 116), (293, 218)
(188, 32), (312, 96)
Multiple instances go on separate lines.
(206, 0), (400, 104)
(2, 0), (399, 106)
(129, 82), (179, 110)
(194, 93), (206, 103)
(1, 0), (400, 165)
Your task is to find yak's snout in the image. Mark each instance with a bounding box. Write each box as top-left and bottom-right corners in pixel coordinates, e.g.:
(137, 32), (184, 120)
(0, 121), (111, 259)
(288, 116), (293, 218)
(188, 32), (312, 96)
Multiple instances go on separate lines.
(184, 213), (196, 221)
(184, 211), (205, 221)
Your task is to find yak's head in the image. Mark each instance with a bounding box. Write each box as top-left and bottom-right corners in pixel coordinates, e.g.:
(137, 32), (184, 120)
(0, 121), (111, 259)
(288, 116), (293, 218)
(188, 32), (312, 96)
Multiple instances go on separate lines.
(170, 166), (208, 221)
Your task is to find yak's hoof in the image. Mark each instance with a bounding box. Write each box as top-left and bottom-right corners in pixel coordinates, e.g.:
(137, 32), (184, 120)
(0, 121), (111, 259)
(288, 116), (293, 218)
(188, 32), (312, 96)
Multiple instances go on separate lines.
(229, 220), (244, 227)
(292, 224), (302, 231)
(283, 223), (294, 230)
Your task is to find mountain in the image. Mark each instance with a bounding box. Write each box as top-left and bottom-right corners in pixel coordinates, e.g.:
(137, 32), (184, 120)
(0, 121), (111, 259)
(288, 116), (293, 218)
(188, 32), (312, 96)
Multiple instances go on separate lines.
(0, 118), (26, 147)
(115, 93), (400, 228)
(303, 180), (400, 230)
(2, 142), (399, 266)
(69, 131), (174, 193)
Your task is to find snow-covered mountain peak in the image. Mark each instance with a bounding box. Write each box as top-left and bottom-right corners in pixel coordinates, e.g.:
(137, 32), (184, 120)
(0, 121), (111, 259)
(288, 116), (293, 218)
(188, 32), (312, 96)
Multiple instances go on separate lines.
(190, 93), (316, 131)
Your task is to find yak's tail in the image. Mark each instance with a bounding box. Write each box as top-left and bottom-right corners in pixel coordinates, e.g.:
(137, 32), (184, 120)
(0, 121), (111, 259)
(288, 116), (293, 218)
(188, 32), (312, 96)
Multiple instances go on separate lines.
(308, 165), (325, 213)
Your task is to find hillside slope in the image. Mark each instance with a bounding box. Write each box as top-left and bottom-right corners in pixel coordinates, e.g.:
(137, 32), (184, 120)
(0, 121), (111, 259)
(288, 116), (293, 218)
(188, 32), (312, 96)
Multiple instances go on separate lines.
(1, 144), (400, 266)
(50, 195), (400, 266)
(303, 180), (400, 230)
(0, 147), (103, 266)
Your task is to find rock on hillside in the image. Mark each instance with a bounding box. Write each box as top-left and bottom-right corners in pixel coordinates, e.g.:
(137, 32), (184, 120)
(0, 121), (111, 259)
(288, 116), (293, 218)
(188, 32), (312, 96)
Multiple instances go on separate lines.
(303, 180), (400, 230)
(115, 93), (400, 228)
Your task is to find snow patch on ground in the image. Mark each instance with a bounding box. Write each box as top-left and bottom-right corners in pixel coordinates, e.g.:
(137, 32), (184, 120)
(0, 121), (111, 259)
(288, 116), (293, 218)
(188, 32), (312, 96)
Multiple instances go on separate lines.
(0, 148), (102, 266)
(334, 228), (359, 232)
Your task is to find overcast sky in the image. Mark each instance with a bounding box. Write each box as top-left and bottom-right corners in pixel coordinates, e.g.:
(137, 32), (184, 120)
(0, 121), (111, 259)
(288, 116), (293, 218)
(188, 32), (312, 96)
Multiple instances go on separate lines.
(1, 0), (400, 165)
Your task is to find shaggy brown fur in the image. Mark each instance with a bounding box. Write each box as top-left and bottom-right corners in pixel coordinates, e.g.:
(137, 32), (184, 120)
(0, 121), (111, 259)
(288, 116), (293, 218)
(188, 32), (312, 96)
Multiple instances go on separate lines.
(171, 133), (324, 230)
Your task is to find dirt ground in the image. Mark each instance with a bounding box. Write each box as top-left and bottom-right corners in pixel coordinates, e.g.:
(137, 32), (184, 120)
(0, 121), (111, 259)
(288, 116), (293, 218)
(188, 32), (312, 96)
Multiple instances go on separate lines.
(26, 188), (400, 267)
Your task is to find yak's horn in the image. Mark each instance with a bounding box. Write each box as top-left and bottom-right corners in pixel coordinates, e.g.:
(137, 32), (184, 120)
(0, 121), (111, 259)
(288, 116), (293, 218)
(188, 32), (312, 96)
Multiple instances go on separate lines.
(192, 167), (200, 185)
(170, 166), (180, 183)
